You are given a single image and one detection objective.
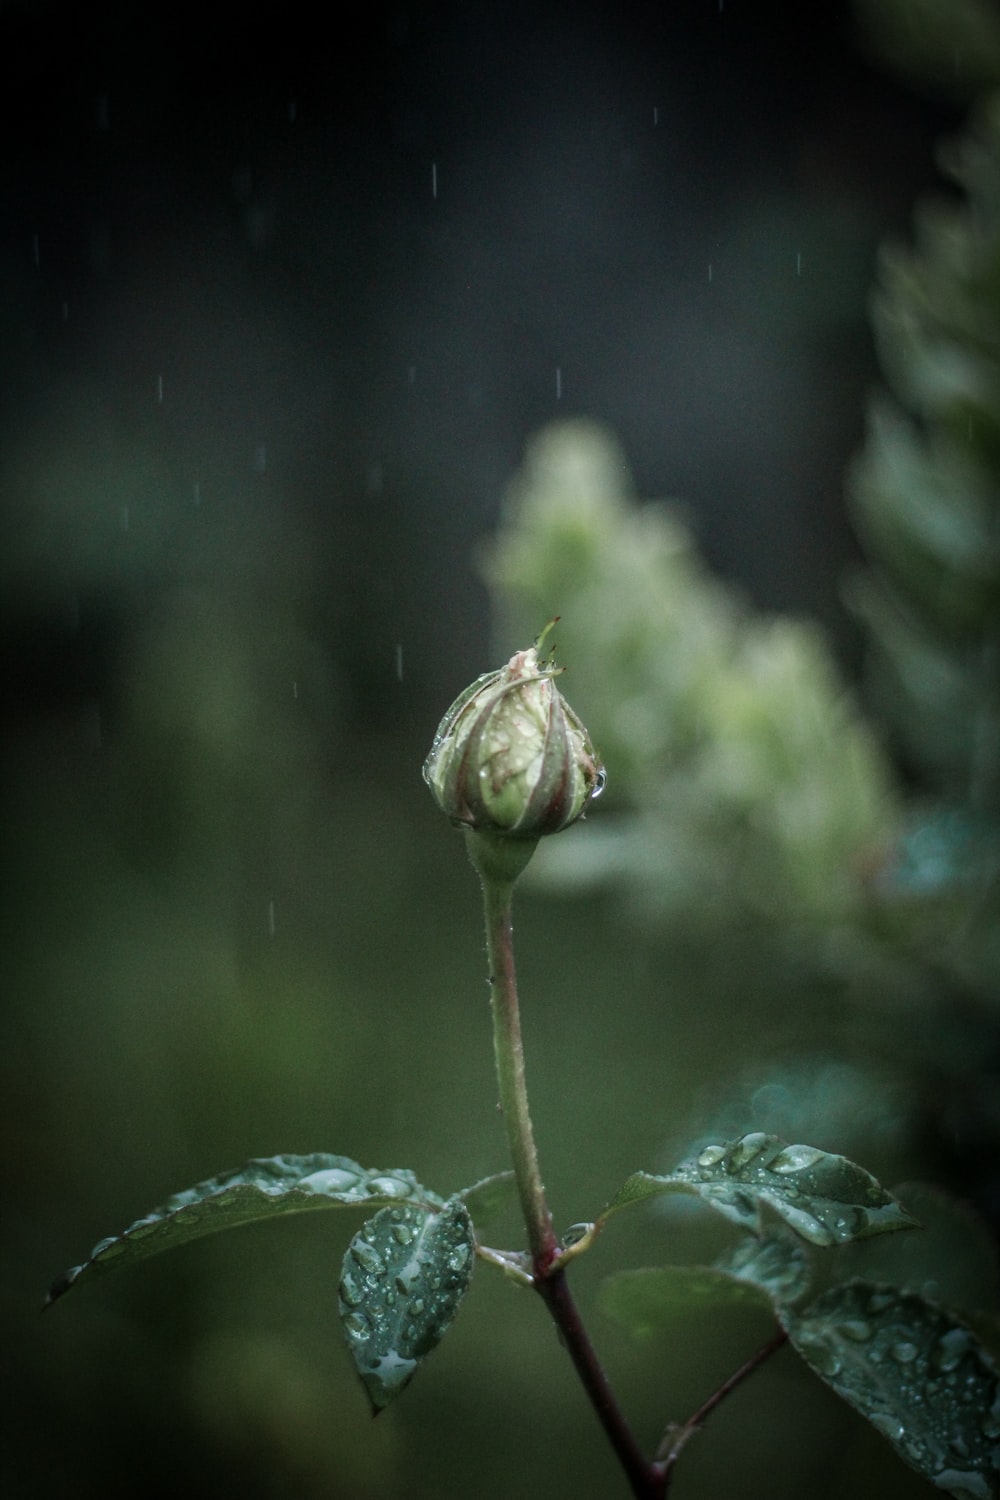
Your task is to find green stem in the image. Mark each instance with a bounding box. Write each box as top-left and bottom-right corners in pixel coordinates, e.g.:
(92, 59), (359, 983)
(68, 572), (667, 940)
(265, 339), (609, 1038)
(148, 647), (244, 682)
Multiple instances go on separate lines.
(468, 829), (662, 1500)
(476, 851), (559, 1271)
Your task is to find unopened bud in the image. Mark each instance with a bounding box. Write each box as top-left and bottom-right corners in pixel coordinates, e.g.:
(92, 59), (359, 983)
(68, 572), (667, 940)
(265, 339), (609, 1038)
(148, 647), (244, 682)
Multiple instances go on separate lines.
(423, 626), (605, 839)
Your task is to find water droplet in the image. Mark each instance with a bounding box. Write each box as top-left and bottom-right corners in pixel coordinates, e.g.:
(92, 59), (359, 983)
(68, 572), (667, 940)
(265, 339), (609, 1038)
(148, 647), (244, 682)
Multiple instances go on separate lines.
(351, 1239), (383, 1277)
(342, 1309), (371, 1341)
(410, 1298), (425, 1316)
(770, 1144), (824, 1174)
(300, 1166), (361, 1195)
(446, 1244), (471, 1274)
(934, 1328), (972, 1372)
(366, 1175), (412, 1198)
(340, 1271), (364, 1308)
(797, 1333), (841, 1378)
(890, 1340), (919, 1364)
(869, 1411), (905, 1443)
(726, 1133), (768, 1170)
(392, 1223), (414, 1246)
(839, 1319), (874, 1342)
(591, 768), (607, 798)
(697, 1144), (727, 1169)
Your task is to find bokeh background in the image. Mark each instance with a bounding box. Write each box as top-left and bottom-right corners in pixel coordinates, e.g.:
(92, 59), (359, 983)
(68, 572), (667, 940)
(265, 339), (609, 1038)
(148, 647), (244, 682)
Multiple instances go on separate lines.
(3, 2), (995, 1497)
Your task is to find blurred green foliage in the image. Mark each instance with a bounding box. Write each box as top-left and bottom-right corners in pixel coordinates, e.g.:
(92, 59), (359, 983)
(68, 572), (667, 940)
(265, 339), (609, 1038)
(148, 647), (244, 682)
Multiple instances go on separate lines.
(483, 418), (898, 929)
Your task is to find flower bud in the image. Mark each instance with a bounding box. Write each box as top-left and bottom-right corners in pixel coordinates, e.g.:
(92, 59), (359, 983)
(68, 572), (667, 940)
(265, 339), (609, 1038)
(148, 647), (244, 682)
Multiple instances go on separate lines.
(423, 631), (605, 839)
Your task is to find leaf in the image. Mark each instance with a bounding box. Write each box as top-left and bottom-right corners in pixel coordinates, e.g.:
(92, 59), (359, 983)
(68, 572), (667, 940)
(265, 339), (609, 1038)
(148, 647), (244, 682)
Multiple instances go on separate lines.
(339, 1196), (475, 1413)
(47, 1154), (442, 1304)
(599, 1134), (918, 1246)
(455, 1170), (516, 1227)
(600, 1230), (810, 1338)
(783, 1280), (1000, 1499)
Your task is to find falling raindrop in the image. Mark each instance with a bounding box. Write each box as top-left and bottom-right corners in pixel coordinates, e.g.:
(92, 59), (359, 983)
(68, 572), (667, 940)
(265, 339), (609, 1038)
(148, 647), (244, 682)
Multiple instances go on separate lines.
(267, 900), (276, 939)
(708, 262), (713, 282)
(288, 100), (297, 123)
(395, 644), (403, 681)
(121, 506), (130, 532)
(193, 480), (201, 505)
(555, 366), (562, 400)
(796, 251), (803, 276)
(254, 444), (267, 473)
(157, 374), (164, 403)
(431, 162), (438, 199)
(653, 106), (659, 126)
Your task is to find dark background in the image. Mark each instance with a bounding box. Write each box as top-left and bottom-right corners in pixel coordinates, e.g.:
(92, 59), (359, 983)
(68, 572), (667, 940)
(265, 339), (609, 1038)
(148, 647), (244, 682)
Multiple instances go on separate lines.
(1, 3), (969, 1498)
(2, 0), (957, 724)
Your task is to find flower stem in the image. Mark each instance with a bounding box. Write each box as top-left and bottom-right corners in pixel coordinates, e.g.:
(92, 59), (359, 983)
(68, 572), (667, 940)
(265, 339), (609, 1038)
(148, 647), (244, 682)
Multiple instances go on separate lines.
(469, 831), (663, 1500)
(474, 848), (559, 1271)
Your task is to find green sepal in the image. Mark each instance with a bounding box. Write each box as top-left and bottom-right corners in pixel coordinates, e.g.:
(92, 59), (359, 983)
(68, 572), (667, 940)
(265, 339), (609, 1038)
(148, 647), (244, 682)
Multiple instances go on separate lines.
(599, 1133), (918, 1246)
(47, 1154), (442, 1304)
(339, 1196), (475, 1413)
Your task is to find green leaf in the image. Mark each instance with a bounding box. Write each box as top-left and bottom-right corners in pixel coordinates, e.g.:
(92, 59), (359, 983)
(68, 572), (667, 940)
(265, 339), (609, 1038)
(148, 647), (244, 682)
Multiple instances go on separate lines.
(600, 1134), (918, 1246)
(47, 1154), (442, 1304)
(600, 1230), (810, 1338)
(783, 1280), (1000, 1499)
(339, 1197), (475, 1413)
(455, 1170), (516, 1227)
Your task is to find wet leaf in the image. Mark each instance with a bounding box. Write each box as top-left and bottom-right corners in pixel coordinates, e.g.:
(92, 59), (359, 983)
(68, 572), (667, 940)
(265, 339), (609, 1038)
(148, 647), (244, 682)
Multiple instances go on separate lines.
(339, 1196), (475, 1413)
(600, 1134), (918, 1246)
(47, 1154), (441, 1304)
(783, 1280), (1000, 1499)
(600, 1230), (810, 1337)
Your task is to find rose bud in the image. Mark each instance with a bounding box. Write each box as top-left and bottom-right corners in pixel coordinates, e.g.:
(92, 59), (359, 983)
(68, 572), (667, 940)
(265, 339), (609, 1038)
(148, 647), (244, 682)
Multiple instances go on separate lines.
(423, 625), (605, 840)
